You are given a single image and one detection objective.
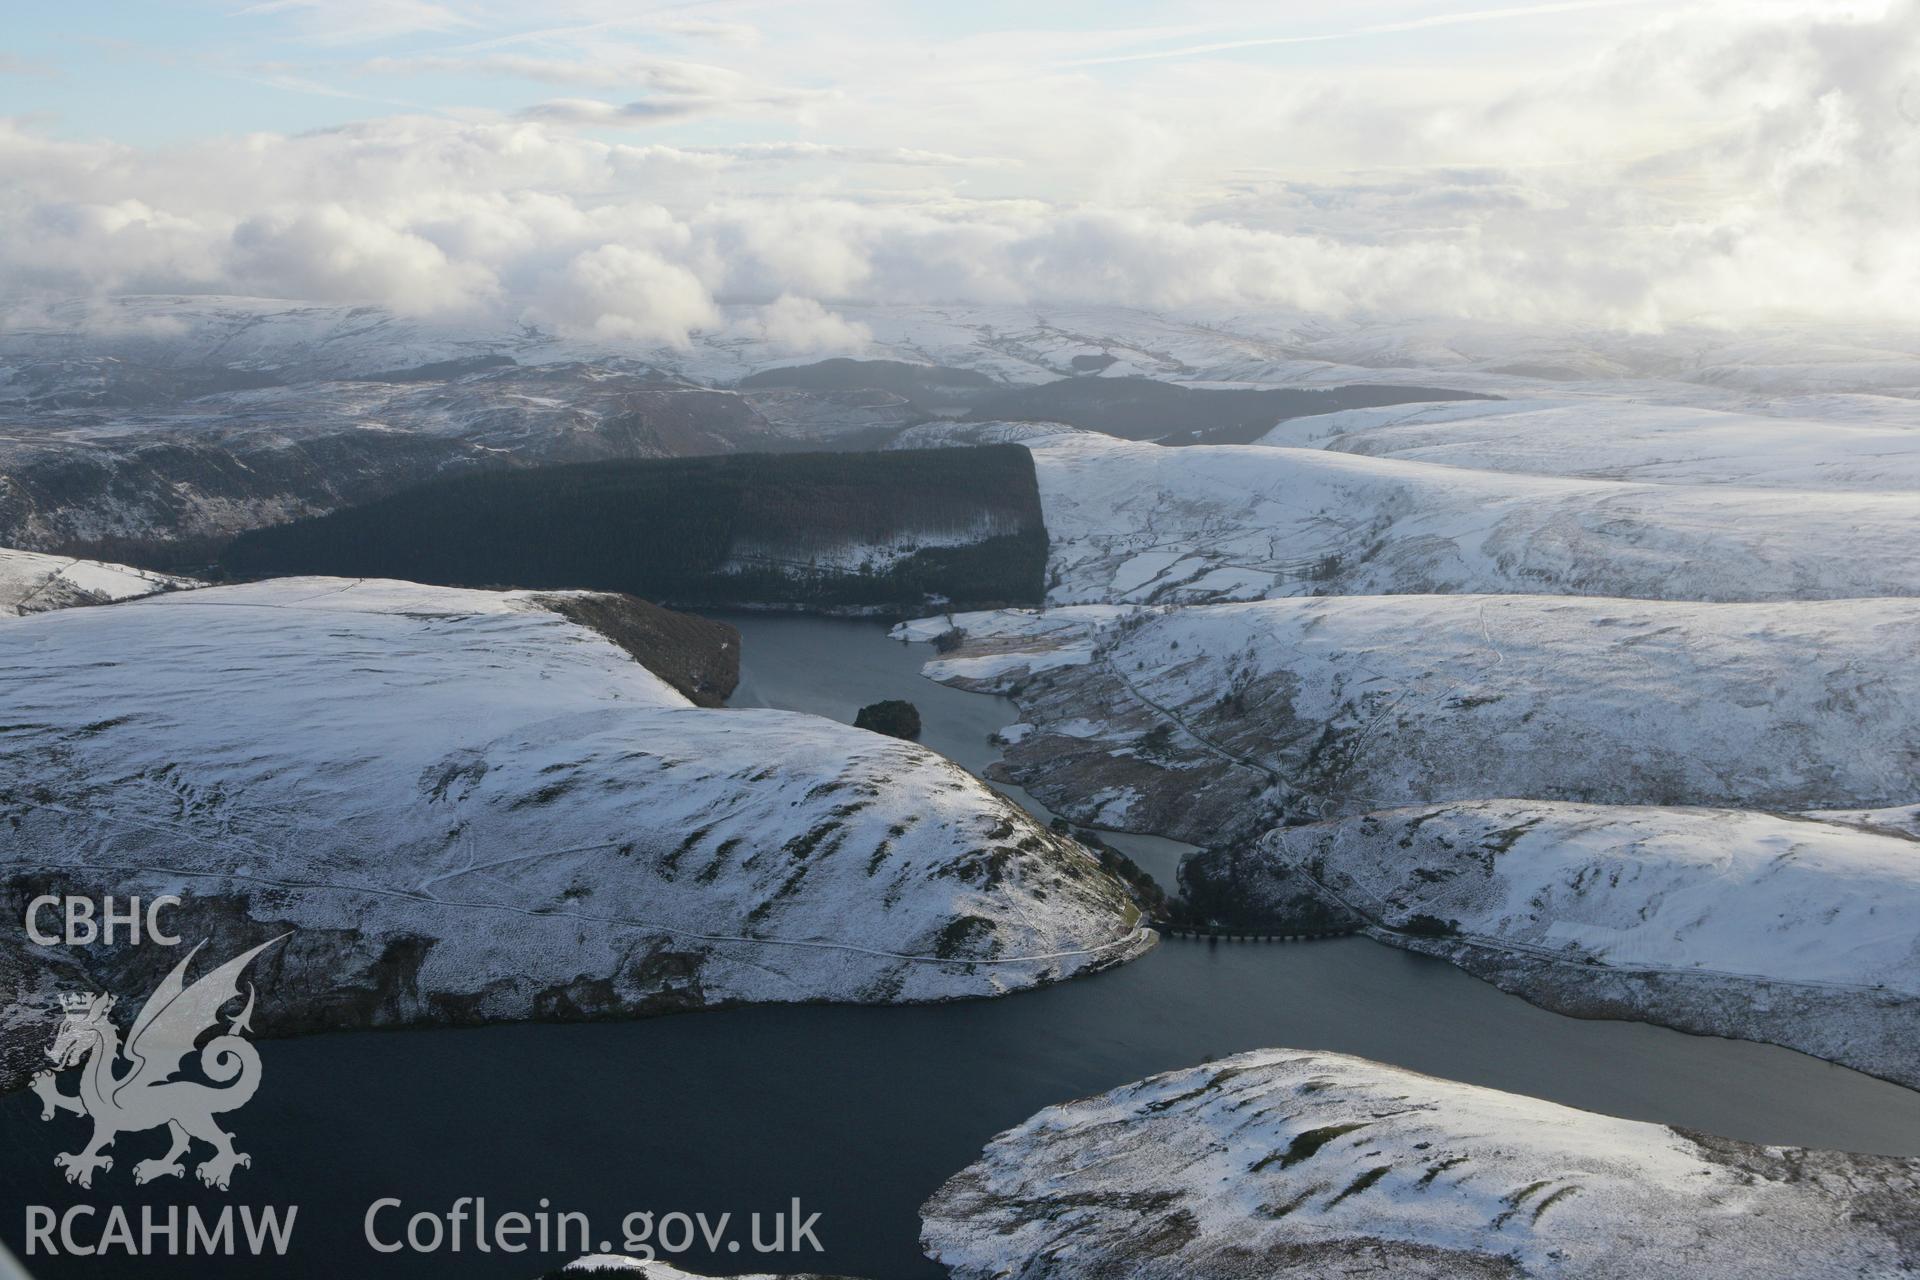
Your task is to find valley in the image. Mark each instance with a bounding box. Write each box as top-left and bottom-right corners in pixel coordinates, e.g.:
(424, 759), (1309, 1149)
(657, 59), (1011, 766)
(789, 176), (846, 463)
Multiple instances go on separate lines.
(4, 299), (1920, 1279)
(0, 298), (1483, 565)
(9, 3), (1920, 1273)
(7, 614), (1919, 1280)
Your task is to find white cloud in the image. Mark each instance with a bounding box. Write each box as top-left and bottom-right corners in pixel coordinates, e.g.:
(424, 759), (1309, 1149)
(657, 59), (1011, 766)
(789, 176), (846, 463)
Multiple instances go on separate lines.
(227, 204), (498, 311)
(238, 0), (470, 44)
(730, 294), (872, 354)
(697, 142), (997, 168)
(517, 84), (822, 127)
(1057, 0), (1669, 68)
(365, 50), (780, 92)
(518, 96), (704, 124)
(1, 2), (1916, 334)
(530, 243), (718, 346)
(363, 49), (821, 124)
(648, 18), (760, 46)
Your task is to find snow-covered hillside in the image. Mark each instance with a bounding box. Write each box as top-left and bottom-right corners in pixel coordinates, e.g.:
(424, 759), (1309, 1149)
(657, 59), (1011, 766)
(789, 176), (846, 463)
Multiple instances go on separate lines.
(1807, 803), (1920, 840)
(0, 369), (784, 547)
(1172, 311), (1920, 398)
(0, 547), (191, 615)
(1186, 802), (1920, 1086)
(922, 1049), (1920, 1280)
(10, 296), (1919, 556)
(1256, 397), (1920, 490)
(908, 596), (1920, 842)
(976, 430), (1920, 605)
(0, 579), (1149, 1091)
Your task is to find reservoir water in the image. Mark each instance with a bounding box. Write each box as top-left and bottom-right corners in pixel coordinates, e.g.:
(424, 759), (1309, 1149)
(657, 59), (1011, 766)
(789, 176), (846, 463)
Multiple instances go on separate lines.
(718, 609), (1197, 889)
(4, 613), (1918, 1280)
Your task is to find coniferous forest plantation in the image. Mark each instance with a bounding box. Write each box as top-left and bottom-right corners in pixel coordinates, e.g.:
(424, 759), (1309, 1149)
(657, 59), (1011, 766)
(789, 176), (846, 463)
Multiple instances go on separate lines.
(220, 444), (1048, 612)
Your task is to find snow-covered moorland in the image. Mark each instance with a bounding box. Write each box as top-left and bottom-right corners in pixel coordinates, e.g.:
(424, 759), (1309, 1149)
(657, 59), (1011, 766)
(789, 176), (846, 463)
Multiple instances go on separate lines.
(0, 579), (1149, 1092)
(922, 1049), (1920, 1280)
(0, 546), (191, 615)
(1810, 803), (1920, 840)
(1254, 396), (1920, 491)
(926, 429), (1920, 606)
(1186, 802), (1920, 1088)
(11, 297), (1917, 396)
(10, 297), (1918, 568)
(905, 595), (1920, 843)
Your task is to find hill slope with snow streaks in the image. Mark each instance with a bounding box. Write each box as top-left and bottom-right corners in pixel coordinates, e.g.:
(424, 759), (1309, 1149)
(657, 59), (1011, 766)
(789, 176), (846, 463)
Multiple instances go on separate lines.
(0, 547), (191, 615)
(0, 579), (1149, 1092)
(923, 1049), (1920, 1280)
(1009, 432), (1920, 605)
(1185, 802), (1920, 1086)
(910, 596), (1920, 843)
(1255, 397), (1920, 490)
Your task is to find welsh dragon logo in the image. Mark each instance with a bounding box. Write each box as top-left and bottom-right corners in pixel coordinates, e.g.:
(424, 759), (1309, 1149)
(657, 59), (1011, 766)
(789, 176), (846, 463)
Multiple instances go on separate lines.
(32, 935), (286, 1191)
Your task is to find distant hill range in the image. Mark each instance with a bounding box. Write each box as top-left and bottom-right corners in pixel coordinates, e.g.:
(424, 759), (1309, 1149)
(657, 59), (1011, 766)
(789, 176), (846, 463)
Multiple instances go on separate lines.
(966, 376), (1491, 445)
(0, 297), (1499, 566)
(739, 357), (998, 405)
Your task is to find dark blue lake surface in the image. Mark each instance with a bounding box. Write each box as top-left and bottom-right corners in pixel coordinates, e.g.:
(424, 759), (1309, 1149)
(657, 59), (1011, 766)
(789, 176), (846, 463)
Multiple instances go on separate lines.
(4, 614), (1918, 1280)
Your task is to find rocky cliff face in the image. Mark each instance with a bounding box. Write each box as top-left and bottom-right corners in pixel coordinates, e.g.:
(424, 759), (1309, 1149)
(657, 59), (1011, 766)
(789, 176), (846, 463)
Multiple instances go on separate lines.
(923, 1049), (1920, 1280)
(533, 591), (740, 707)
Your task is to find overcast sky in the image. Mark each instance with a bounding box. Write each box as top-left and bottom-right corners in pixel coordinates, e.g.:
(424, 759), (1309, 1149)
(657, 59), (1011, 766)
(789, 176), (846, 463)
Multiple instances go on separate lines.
(2, 0), (1914, 342)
